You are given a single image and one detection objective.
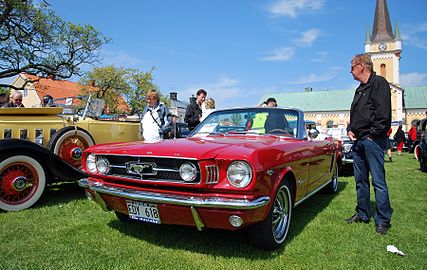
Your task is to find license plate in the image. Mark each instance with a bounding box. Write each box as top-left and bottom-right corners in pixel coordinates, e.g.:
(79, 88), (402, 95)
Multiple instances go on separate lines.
(126, 200), (161, 224)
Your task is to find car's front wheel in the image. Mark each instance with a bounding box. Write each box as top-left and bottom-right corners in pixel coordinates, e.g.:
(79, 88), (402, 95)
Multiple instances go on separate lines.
(0, 155), (46, 211)
(248, 180), (293, 250)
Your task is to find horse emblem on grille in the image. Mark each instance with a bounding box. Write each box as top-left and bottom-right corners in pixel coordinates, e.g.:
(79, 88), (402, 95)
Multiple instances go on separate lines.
(126, 161), (157, 178)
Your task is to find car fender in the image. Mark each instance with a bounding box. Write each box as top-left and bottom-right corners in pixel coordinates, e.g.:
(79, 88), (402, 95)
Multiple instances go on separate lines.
(274, 165), (296, 203)
(0, 139), (86, 182)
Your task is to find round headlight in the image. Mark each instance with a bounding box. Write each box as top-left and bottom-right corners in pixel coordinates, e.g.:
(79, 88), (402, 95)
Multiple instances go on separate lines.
(179, 163), (197, 182)
(227, 161), (252, 188)
(96, 157), (110, 174)
(343, 143), (352, 153)
(86, 153), (97, 173)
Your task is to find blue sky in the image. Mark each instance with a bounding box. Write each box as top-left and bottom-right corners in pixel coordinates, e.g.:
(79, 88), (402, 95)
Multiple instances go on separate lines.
(47, 0), (426, 109)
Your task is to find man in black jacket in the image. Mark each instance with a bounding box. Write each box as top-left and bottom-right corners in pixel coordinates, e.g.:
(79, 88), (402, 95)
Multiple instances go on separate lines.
(345, 53), (392, 235)
(184, 89), (207, 131)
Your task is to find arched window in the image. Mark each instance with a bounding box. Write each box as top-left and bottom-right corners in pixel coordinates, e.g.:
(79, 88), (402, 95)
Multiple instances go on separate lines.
(380, 63), (386, 77)
(326, 120), (334, 128)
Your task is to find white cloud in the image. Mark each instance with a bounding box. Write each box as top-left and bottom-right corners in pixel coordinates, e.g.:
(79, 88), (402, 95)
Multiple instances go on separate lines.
(260, 47), (295, 62)
(400, 73), (427, 86)
(295, 28), (320, 47)
(266, 0), (325, 18)
(402, 23), (427, 49)
(100, 49), (143, 67)
(288, 68), (339, 84)
(181, 76), (243, 109)
(311, 51), (328, 62)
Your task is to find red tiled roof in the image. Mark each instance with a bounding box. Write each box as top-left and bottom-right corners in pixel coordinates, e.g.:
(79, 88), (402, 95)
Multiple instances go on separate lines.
(22, 73), (129, 111)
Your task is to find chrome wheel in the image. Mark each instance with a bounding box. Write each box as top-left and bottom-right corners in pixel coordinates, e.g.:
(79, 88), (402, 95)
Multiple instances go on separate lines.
(248, 181), (293, 250)
(272, 185), (292, 243)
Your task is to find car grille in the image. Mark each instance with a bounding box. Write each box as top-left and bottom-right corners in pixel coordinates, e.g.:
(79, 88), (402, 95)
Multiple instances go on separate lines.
(99, 155), (201, 184)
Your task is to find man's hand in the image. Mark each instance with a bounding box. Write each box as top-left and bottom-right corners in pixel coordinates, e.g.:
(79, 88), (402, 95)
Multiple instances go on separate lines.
(348, 131), (356, 141)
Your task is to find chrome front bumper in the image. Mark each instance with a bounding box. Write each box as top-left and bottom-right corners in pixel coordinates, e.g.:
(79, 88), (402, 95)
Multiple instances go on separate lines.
(78, 178), (270, 210)
(342, 156), (354, 164)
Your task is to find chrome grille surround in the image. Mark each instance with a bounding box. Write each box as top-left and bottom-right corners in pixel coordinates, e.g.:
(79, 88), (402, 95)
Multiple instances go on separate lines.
(97, 155), (201, 184)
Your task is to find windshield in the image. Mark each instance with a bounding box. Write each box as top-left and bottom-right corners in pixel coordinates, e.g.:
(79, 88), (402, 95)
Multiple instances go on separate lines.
(190, 108), (300, 138)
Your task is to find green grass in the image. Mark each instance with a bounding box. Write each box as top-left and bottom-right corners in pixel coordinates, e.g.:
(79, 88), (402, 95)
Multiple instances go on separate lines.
(1, 153), (426, 269)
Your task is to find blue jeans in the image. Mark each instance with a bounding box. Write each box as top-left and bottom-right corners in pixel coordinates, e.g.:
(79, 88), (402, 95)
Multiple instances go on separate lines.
(352, 138), (392, 225)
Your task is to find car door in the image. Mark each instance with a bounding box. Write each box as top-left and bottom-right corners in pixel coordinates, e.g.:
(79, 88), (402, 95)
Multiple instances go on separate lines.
(307, 139), (334, 192)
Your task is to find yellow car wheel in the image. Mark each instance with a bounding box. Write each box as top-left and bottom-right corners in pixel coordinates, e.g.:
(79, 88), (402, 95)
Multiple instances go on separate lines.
(48, 127), (95, 169)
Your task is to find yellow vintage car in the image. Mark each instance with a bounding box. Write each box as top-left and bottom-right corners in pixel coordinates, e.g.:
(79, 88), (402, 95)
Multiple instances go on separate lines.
(0, 98), (141, 211)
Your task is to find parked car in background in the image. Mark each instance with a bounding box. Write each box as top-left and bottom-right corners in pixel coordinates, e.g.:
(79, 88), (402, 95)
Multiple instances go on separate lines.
(176, 122), (190, 137)
(0, 96), (141, 211)
(339, 136), (354, 171)
(79, 107), (340, 250)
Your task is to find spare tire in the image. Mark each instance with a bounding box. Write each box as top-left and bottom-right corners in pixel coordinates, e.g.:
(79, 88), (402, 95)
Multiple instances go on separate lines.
(48, 126), (95, 169)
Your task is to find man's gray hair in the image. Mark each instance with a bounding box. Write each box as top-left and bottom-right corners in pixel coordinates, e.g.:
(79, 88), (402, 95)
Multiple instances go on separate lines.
(352, 53), (373, 72)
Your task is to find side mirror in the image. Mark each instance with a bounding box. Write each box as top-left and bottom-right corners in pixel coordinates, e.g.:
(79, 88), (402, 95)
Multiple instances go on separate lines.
(308, 128), (319, 139)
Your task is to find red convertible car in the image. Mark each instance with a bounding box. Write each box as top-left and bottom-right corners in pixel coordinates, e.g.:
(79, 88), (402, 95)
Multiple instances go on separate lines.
(79, 107), (339, 250)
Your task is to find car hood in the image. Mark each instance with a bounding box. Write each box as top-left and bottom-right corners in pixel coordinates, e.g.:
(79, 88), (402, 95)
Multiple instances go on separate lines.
(87, 134), (298, 160)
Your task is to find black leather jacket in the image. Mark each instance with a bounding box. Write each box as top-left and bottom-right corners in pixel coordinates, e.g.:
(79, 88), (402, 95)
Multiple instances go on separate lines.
(348, 72), (391, 140)
(184, 102), (202, 130)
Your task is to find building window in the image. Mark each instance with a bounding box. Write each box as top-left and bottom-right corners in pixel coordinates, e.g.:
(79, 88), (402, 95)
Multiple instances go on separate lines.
(380, 64), (386, 77)
(23, 89), (28, 97)
(326, 120), (334, 128)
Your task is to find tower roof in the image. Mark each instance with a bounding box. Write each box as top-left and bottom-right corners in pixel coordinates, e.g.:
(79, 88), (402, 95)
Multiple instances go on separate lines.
(372, 0), (394, 42)
(394, 22), (402, 41)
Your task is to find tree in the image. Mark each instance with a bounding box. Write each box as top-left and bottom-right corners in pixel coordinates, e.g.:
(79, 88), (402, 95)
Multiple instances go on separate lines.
(80, 66), (130, 114)
(125, 68), (170, 114)
(80, 65), (170, 115)
(0, 0), (110, 89)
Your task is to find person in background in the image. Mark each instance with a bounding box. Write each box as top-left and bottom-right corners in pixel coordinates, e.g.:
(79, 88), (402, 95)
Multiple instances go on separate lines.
(407, 123), (417, 153)
(345, 53), (392, 235)
(0, 92), (9, 107)
(5, 91), (25, 107)
(385, 127), (393, 162)
(184, 89), (207, 131)
(140, 89), (171, 142)
(393, 125), (406, 155)
(266, 97), (277, 107)
(165, 115), (181, 139)
(42, 94), (55, 107)
(201, 98), (215, 121)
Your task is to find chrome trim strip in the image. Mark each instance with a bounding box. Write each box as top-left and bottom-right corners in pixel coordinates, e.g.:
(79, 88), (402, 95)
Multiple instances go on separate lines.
(110, 165), (127, 169)
(294, 178), (333, 207)
(104, 174), (200, 185)
(94, 153), (198, 160)
(110, 164), (181, 172)
(342, 157), (354, 164)
(79, 178), (270, 210)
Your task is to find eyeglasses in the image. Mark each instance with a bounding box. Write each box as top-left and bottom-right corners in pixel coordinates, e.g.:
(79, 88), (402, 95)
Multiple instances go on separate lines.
(14, 99), (22, 102)
(351, 63), (362, 71)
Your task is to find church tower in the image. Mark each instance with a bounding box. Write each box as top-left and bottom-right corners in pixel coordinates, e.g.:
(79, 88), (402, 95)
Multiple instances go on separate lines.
(364, 0), (402, 85)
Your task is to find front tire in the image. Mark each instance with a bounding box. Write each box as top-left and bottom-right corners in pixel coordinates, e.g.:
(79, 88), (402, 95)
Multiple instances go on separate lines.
(414, 144), (420, 161)
(324, 163), (339, 194)
(0, 155), (46, 211)
(248, 180), (293, 250)
(48, 127), (95, 169)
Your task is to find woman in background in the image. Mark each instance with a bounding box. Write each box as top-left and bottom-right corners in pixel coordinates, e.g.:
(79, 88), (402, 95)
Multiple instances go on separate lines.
(393, 125), (406, 155)
(201, 98), (215, 122)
